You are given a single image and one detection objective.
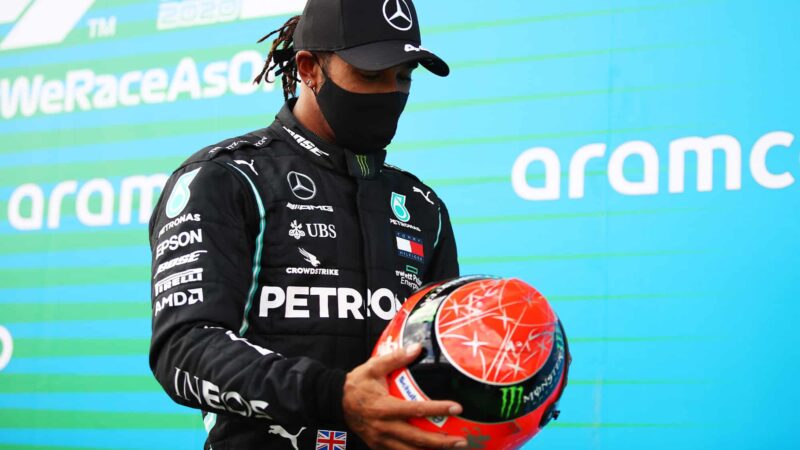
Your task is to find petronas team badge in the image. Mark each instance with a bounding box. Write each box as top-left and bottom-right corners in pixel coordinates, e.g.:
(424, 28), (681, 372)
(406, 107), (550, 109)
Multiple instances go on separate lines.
(391, 192), (411, 222)
(166, 168), (201, 218)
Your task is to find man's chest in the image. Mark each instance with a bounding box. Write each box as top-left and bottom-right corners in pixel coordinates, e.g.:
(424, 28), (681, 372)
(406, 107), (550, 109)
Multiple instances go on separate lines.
(245, 162), (441, 332)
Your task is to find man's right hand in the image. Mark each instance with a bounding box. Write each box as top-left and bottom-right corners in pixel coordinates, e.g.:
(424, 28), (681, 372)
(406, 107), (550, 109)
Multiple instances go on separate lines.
(342, 343), (468, 450)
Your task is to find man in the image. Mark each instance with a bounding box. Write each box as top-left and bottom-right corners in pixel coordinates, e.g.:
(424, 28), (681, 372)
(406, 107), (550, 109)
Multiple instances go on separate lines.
(148, 0), (465, 449)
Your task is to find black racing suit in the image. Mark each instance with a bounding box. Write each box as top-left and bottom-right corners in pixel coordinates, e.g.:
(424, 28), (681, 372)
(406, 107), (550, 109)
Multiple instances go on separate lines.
(148, 98), (459, 450)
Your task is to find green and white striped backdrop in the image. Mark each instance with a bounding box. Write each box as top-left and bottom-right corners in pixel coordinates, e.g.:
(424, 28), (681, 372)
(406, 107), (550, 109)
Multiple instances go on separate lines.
(1, 0), (798, 449)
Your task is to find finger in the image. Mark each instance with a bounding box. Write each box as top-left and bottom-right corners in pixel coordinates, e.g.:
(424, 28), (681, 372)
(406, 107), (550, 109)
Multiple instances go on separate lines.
(370, 344), (422, 376)
(377, 436), (425, 450)
(380, 437), (426, 450)
(376, 396), (463, 420)
(387, 420), (468, 450)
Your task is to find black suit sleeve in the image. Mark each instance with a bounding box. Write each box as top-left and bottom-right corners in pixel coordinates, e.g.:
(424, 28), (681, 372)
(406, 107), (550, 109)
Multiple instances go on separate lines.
(425, 199), (460, 283)
(148, 160), (345, 426)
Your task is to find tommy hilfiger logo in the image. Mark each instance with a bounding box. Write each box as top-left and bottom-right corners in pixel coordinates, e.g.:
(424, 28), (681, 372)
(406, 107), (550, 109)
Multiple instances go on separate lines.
(395, 231), (424, 263)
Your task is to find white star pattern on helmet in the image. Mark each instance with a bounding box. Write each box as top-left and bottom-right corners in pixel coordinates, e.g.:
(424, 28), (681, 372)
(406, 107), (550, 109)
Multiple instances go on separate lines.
(493, 308), (513, 330)
(505, 357), (525, 378)
(435, 278), (559, 384)
(462, 331), (489, 358)
(448, 300), (465, 317)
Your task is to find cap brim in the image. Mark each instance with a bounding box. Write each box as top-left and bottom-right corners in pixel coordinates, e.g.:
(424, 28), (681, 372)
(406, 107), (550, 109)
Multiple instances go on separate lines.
(336, 40), (450, 77)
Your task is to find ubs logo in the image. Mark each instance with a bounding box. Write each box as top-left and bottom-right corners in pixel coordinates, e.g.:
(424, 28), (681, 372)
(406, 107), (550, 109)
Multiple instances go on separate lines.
(289, 221), (337, 240)
(306, 223), (337, 239)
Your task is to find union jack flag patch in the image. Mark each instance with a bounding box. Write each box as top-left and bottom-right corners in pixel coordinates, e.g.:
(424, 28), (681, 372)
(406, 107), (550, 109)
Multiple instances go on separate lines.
(316, 429), (347, 450)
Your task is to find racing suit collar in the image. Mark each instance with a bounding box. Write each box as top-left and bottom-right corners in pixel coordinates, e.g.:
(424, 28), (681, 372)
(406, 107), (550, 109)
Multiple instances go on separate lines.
(274, 98), (386, 179)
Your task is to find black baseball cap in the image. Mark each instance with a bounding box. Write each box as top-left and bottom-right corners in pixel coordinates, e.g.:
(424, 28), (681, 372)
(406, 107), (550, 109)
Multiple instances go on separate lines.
(294, 0), (450, 77)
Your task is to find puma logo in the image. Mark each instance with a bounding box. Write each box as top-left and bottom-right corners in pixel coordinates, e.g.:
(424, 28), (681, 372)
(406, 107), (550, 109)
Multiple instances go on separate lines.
(412, 186), (434, 205)
(234, 159), (259, 176)
(268, 425), (305, 450)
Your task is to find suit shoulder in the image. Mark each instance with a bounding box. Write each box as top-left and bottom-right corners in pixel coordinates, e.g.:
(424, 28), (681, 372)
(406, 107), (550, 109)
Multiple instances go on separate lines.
(177, 128), (277, 169)
(382, 163), (442, 201)
(382, 163), (424, 184)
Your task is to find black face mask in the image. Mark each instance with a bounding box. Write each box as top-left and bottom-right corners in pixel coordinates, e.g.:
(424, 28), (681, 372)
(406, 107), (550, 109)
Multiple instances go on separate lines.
(314, 65), (409, 154)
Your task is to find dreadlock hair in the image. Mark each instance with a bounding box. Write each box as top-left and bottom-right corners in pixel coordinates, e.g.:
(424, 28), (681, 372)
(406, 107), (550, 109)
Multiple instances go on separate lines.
(253, 15), (301, 101)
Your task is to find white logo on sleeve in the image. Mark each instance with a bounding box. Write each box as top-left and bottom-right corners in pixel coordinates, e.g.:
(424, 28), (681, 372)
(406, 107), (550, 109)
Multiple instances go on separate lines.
(412, 186), (434, 205)
(154, 268), (203, 296)
(158, 213), (201, 239)
(156, 229), (203, 259)
(173, 366), (272, 419)
(154, 250), (207, 278)
(154, 288), (203, 316)
(268, 425), (305, 450)
(234, 159), (259, 176)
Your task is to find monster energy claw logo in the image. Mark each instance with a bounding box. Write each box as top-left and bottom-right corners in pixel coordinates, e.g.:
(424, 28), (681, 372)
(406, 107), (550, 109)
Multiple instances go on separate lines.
(500, 386), (523, 419)
(355, 154), (370, 176)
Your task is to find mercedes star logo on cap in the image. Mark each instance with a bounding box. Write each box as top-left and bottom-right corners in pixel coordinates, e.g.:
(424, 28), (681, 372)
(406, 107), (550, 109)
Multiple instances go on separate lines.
(293, 0), (449, 77)
(383, 0), (413, 31)
(287, 171), (317, 200)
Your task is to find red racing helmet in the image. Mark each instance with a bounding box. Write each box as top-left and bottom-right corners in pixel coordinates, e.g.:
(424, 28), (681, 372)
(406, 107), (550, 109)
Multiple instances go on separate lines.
(373, 275), (572, 449)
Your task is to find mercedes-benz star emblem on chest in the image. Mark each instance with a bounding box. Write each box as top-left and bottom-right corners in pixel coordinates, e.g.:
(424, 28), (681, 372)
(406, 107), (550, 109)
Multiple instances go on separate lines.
(287, 171), (317, 200)
(383, 0), (413, 31)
